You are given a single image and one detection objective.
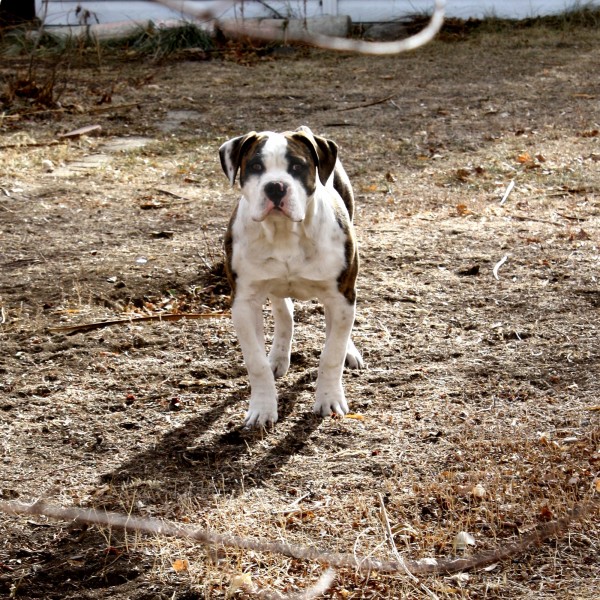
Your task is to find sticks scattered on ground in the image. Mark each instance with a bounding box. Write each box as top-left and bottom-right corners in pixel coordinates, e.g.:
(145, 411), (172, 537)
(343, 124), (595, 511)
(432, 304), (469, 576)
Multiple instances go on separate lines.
(492, 255), (509, 280)
(47, 311), (229, 335)
(499, 179), (515, 205)
(335, 95), (396, 112)
(1, 497), (596, 579)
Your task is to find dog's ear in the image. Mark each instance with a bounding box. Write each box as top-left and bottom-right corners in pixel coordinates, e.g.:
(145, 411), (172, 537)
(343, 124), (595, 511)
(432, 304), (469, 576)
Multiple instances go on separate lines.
(292, 126), (338, 186)
(219, 131), (258, 186)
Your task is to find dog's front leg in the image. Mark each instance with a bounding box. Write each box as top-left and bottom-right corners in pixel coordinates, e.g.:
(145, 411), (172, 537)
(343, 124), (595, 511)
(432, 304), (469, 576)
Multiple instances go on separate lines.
(232, 297), (278, 426)
(313, 297), (355, 417)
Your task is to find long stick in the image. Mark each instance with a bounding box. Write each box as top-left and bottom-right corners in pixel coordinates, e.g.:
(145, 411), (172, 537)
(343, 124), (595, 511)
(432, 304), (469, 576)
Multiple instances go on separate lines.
(1, 498), (596, 576)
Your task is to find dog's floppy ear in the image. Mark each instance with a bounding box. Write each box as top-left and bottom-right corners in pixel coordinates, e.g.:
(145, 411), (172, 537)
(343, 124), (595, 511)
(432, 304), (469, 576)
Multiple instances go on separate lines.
(292, 126), (338, 186)
(219, 131), (258, 186)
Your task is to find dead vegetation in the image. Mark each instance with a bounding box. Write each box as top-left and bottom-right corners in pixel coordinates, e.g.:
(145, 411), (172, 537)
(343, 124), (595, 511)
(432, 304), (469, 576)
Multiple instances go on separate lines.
(0, 12), (599, 600)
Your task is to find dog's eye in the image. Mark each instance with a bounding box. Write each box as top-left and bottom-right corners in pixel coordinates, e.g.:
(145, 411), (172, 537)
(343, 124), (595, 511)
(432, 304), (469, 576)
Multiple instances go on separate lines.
(249, 162), (264, 173)
(291, 161), (306, 173)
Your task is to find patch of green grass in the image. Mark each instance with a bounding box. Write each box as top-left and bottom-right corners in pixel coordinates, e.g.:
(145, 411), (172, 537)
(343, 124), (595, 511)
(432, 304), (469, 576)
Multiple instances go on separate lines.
(0, 21), (213, 62)
(103, 22), (213, 61)
(448, 2), (600, 36)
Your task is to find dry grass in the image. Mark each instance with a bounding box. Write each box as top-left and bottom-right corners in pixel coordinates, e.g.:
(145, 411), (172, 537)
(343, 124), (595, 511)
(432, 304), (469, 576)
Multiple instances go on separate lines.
(1, 17), (599, 600)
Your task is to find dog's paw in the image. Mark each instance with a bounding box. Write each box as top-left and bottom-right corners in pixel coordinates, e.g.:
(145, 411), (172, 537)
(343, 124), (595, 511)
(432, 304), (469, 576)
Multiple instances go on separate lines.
(244, 398), (278, 428)
(313, 387), (349, 418)
(345, 339), (364, 370)
(268, 351), (290, 379)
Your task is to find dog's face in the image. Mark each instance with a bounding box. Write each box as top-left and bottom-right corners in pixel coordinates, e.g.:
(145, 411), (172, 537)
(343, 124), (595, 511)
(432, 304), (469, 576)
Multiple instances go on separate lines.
(219, 126), (338, 222)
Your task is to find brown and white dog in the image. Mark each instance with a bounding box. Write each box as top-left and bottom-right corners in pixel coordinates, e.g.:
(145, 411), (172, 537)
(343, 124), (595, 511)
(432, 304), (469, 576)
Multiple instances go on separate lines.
(220, 126), (363, 427)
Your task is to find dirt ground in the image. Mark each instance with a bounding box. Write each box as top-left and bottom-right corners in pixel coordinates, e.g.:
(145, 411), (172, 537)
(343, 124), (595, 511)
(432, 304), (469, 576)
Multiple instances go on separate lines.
(0, 21), (599, 600)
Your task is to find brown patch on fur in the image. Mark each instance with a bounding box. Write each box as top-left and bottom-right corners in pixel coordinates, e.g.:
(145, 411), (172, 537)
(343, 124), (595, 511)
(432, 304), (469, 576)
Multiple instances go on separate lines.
(337, 236), (359, 305)
(287, 128), (338, 186)
(238, 135), (268, 186)
(332, 198), (359, 304)
(333, 167), (355, 222)
(284, 136), (318, 195)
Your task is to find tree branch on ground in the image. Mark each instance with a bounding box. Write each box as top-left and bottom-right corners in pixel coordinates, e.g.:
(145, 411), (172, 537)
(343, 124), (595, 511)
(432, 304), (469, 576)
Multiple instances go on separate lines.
(1, 497), (597, 577)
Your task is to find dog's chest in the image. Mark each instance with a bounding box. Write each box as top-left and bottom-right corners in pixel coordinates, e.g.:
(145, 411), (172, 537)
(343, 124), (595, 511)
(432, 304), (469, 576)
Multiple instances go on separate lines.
(233, 219), (347, 300)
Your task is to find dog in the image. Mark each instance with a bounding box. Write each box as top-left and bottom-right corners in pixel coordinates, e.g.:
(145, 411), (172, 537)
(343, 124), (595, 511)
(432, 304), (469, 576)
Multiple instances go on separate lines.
(219, 126), (363, 426)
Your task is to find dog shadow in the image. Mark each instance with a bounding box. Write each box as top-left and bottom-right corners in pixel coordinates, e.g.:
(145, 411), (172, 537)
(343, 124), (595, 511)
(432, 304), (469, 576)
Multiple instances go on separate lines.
(102, 379), (321, 500)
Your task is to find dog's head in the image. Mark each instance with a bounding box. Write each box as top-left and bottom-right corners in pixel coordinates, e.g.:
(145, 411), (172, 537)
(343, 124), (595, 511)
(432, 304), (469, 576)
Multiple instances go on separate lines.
(219, 126), (338, 222)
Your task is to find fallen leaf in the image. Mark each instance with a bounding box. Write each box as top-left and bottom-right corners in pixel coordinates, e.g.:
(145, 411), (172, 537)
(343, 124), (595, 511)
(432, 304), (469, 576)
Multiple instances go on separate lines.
(471, 483), (486, 498)
(450, 572), (470, 585)
(457, 264), (480, 277)
(172, 558), (189, 572)
(228, 573), (253, 596)
(569, 228), (591, 241)
(453, 531), (476, 551)
(517, 152), (532, 164)
(455, 168), (471, 181)
(578, 129), (599, 138)
(345, 413), (365, 421)
(456, 203), (471, 216)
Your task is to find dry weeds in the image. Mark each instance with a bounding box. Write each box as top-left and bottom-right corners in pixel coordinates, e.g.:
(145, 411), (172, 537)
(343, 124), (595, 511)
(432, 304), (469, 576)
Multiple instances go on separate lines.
(0, 20), (599, 600)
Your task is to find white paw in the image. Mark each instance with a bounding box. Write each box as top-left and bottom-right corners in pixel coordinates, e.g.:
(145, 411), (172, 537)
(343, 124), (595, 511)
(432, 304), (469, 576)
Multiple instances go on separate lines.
(345, 339), (364, 370)
(313, 386), (349, 417)
(244, 397), (278, 427)
(268, 351), (290, 379)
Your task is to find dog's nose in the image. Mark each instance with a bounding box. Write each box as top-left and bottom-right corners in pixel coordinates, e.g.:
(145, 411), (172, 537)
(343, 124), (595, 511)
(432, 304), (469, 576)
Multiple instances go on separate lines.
(264, 181), (288, 205)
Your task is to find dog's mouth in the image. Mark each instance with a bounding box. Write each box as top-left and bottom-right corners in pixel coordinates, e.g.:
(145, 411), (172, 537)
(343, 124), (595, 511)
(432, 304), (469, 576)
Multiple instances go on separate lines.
(252, 197), (303, 222)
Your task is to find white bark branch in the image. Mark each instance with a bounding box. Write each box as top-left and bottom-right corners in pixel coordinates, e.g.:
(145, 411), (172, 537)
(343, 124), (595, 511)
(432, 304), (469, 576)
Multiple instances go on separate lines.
(155, 0), (446, 55)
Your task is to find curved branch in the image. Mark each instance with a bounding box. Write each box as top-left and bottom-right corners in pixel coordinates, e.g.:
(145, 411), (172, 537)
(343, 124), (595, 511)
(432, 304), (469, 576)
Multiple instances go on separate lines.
(155, 0), (446, 56)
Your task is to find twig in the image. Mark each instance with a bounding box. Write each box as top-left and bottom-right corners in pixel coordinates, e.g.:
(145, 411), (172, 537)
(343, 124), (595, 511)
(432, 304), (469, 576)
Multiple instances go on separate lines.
(499, 179), (515, 205)
(508, 214), (563, 227)
(492, 255), (508, 281)
(85, 102), (143, 114)
(247, 568), (336, 600)
(4, 102), (142, 120)
(336, 95), (396, 112)
(57, 124), (102, 139)
(0, 498), (596, 576)
(556, 212), (587, 222)
(155, 188), (194, 202)
(0, 140), (65, 149)
(378, 494), (439, 600)
(47, 311), (229, 335)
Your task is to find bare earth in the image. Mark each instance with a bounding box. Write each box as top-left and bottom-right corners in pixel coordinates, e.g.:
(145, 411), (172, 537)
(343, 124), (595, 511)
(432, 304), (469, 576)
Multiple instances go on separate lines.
(1, 24), (599, 599)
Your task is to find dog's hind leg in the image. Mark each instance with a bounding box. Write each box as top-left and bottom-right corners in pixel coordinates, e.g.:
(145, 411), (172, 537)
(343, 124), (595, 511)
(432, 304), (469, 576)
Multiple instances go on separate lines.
(268, 297), (294, 378)
(313, 298), (355, 417)
(323, 301), (363, 370)
(345, 338), (363, 370)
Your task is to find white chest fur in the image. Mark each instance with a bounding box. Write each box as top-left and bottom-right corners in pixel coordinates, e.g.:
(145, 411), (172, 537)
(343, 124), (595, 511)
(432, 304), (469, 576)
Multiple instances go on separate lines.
(231, 195), (347, 302)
